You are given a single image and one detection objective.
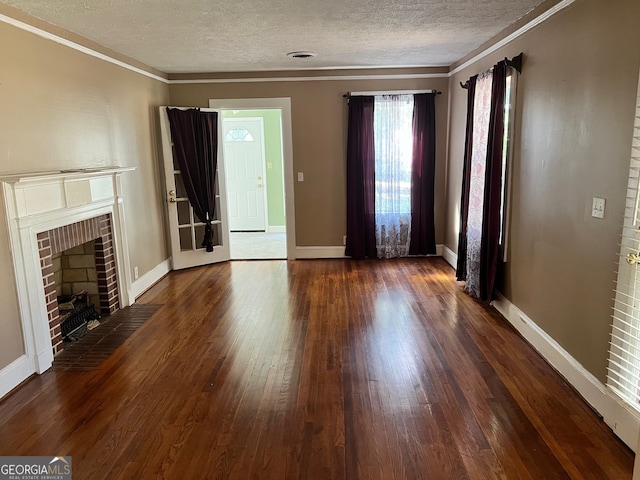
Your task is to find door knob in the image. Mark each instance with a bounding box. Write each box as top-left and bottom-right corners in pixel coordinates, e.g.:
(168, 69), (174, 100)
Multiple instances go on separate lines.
(169, 197), (177, 203)
(257, 176), (262, 180)
(257, 184), (263, 188)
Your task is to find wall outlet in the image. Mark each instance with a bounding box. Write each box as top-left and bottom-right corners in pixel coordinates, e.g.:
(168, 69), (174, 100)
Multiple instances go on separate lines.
(297, 172), (304, 182)
(592, 197), (606, 219)
(343, 235), (347, 245)
(134, 266), (139, 280)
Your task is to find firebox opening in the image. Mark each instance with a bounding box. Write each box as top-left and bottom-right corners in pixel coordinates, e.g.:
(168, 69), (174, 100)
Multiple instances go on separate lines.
(38, 214), (120, 356)
(53, 241), (103, 342)
(54, 241), (100, 308)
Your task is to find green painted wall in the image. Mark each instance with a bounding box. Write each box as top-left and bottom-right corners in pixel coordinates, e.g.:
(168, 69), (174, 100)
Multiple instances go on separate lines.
(222, 109), (285, 227)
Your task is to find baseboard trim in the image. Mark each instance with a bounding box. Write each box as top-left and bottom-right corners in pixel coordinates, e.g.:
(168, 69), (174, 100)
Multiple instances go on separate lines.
(0, 355), (34, 400)
(442, 245), (458, 268)
(492, 293), (640, 451)
(129, 259), (171, 300)
(267, 226), (286, 233)
(295, 246), (346, 259)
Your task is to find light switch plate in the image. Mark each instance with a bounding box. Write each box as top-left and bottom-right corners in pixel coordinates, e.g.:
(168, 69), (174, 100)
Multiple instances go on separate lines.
(592, 197), (606, 219)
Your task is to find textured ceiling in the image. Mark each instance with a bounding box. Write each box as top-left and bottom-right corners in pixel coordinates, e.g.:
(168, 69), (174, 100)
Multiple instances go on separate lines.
(3, 0), (545, 73)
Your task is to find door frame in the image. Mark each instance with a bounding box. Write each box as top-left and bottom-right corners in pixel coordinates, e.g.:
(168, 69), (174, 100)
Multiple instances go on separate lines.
(222, 116), (269, 231)
(209, 98), (296, 260)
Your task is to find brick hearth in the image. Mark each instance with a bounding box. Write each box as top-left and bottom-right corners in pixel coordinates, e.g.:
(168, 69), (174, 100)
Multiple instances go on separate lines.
(37, 214), (119, 355)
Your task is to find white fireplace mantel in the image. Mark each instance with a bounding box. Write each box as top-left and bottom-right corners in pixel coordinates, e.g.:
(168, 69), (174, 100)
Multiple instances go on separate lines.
(0, 166), (135, 397)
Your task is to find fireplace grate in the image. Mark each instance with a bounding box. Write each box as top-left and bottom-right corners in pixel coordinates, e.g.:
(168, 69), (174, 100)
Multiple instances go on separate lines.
(60, 304), (101, 342)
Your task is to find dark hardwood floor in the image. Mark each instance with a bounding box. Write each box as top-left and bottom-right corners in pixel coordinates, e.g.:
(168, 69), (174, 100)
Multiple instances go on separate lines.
(0, 258), (633, 479)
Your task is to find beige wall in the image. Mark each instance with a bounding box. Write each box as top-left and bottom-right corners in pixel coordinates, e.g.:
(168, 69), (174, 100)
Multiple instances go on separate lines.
(169, 73), (449, 247)
(3, 0), (633, 392)
(445, 0), (640, 381)
(0, 18), (170, 368)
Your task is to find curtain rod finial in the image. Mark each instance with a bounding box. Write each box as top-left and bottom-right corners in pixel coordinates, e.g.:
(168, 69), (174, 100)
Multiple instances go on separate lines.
(505, 53), (523, 73)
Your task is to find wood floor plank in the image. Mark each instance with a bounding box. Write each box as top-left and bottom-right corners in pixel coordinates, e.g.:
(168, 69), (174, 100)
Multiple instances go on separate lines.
(0, 258), (633, 479)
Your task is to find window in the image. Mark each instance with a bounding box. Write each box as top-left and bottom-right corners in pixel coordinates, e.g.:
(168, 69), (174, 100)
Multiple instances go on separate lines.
(499, 71), (517, 256)
(374, 95), (414, 258)
(374, 95), (414, 215)
(456, 58), (520, 301)
(224, 127), (253, 142)
(345, 93), (437, 259)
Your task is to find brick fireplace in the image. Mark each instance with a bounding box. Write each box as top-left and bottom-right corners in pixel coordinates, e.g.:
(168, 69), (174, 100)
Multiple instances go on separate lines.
(0, 167), (134, 377)
(38, 214), (119, 354)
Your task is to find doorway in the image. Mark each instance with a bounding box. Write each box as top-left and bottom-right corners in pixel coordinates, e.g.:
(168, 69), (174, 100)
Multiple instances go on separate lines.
(222, 117), (268, 232)
(607, 68), (640, 454)
(212, 98), (295, 260)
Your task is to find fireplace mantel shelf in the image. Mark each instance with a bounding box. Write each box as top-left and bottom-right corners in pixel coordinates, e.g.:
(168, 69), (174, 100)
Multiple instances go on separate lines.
(0, 166), (135, 184)
(1, 166), (136, 221)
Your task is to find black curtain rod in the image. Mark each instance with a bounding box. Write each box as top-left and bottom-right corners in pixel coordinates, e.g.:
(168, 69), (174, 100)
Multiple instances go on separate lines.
(343, 90), (442, 98)
(506, 52), (523, 73)
(460, 52), (523, 89)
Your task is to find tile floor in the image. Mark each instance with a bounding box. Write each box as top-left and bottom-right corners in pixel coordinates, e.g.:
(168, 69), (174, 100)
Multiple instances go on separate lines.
(229, 231), (287, 260)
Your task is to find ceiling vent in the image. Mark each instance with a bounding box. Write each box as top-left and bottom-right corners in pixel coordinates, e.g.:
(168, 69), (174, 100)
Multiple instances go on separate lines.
(286, 51), (316, 59)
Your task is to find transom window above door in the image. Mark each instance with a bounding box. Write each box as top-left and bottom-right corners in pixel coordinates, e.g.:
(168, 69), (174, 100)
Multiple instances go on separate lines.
(224, 127), (254, 142)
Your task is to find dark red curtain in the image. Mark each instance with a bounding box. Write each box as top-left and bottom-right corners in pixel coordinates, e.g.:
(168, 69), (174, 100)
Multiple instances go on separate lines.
(166, 108), (219, 252)
(456, 76), (478, 281)
(479, 62), (508, 301)
(345, 96), (377, 259)
(409, 93), (437, 255)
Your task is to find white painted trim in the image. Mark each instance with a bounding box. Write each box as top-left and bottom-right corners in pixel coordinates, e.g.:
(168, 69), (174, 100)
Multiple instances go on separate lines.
(449, 0), (576, 76)
(268, 225), (286, 233)
(491, 292), (640, 451)
(130, 259), (170, 300)
(0, 13), (168, 83)
(606, 392), (640, 454)
(0, 355), (34, 400)
(295, 246), (346, 259)
(435, 244), (444, 256)
(209, 98), (296, 261)
(442, 245), (458, 268)
(173, 73), (447, 84)
(0, 0), (573, 87)
(1, 168), (135, 376)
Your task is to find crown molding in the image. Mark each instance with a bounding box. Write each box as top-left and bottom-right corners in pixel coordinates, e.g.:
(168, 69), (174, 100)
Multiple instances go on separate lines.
(448, 0), (576, 77)
(168, 73), (448, 84)
(0, 13), (168, 84)
(1, 0), (575, 86)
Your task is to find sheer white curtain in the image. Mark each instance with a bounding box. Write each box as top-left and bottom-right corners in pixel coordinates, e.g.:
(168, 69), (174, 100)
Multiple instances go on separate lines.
(465, 70), (494, 297)
(374, 95), (414, 258)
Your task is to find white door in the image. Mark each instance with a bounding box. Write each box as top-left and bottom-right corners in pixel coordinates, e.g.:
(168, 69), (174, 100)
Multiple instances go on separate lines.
(158, 106), (231, 270)
(222, 118), (267, 231)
